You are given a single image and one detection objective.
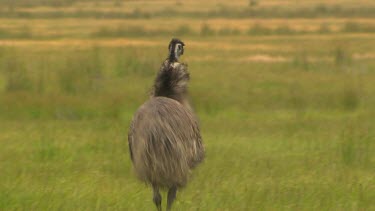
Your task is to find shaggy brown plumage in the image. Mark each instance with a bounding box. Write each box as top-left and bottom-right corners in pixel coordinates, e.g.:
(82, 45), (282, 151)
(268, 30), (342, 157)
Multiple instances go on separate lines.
(128, 38), (204, 211)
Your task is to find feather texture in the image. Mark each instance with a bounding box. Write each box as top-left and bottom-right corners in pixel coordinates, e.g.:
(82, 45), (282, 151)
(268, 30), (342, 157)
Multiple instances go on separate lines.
(128, 39), (203, 210)
(128, 97), (204, 188)
(129, 58), (204, 188)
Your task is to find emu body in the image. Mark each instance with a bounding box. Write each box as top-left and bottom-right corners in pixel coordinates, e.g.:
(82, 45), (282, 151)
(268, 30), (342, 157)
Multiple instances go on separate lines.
(129, 97), (203, 188)
(128, 39), (204, 211)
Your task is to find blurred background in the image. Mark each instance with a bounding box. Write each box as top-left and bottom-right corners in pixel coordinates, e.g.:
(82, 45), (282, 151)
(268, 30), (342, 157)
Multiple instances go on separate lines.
(0, 0), (374, 210)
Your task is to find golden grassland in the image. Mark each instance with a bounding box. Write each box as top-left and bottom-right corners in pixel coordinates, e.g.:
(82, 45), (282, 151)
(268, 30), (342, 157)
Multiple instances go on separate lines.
(7, 0), (375, 12)
(2, 18), (375, 36)
(0, 0), (375, 210)
(2, 0), (375, 38)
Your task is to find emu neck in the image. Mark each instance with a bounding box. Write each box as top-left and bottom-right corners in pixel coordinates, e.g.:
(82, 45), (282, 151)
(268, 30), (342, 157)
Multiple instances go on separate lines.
(168, 54), (178, 63)
(152, 62), (189, 105)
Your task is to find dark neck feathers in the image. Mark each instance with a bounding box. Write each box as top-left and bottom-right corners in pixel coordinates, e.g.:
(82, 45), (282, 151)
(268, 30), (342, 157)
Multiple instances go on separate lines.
(168, 52), (178, 63)
(152, 61), (190, 104)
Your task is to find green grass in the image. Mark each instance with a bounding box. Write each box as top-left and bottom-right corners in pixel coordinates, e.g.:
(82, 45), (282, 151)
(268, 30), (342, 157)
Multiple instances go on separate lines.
(0, 112), (374, 210)
(0, 0), (375, 209)
(0, 36), (374, 210)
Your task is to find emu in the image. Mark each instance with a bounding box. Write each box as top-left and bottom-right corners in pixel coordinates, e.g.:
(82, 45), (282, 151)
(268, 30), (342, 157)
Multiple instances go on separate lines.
(128, 38), (205, 211)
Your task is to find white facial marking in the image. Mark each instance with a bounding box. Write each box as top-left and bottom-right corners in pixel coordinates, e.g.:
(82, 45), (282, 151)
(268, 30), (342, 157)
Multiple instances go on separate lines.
(175, 43), (182, 59)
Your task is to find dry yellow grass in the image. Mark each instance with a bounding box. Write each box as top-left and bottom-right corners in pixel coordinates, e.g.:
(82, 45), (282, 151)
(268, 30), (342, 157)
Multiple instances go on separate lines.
(1, 18), (375, 38)
(10, 0), (375, 14)
(1, 0), (374, 39)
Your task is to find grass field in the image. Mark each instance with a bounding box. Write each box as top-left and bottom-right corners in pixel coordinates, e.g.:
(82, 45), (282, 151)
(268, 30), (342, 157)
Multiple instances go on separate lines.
(0, 0), (375, 210)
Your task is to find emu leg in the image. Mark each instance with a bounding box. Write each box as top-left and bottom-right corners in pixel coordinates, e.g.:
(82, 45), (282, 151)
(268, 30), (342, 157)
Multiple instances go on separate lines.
(152, 185), (162, 211)
(166, 186), (177, 211)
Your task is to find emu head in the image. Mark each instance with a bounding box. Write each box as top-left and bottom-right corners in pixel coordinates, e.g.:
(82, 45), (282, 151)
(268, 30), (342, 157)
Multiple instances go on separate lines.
(153, 38), (189, 102)
(168, 38), (185, 62)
